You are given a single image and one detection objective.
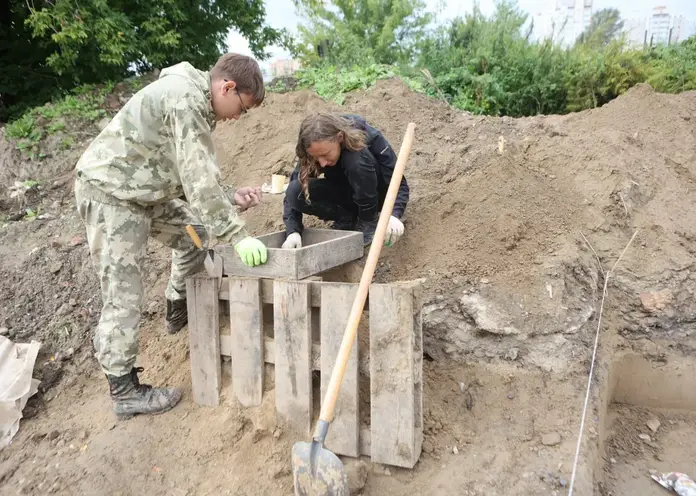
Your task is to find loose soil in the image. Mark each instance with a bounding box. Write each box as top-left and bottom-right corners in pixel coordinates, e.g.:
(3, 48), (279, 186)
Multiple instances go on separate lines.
(1, 78), (695, 495)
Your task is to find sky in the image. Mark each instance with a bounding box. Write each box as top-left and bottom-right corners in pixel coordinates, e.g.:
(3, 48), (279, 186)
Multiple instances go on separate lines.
(227, 0), (696, 66)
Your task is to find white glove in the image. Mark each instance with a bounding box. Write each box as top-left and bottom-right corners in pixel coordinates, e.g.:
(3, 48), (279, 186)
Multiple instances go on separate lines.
(282, 232), (302, 249)
(385, 216), (404, 246)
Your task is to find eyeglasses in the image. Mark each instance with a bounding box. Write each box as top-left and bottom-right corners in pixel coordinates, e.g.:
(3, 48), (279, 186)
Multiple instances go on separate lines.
(223, 79), (248, 115)
(236, 89), (248, 115)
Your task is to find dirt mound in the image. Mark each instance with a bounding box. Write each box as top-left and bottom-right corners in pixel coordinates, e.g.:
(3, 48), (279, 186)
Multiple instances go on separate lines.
(216, 79), (696, 365)
(2, 77), (695, 386)
(1, 77), (696, 495)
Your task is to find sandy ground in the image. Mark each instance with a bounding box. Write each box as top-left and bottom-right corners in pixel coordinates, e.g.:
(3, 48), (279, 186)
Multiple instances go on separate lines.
(1, 79), (696, 495)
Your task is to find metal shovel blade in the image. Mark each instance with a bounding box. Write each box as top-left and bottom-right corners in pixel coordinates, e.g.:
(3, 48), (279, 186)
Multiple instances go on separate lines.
(292, 440), (349, 496)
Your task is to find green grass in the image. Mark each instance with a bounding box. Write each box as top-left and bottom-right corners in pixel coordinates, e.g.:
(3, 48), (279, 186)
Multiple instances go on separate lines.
(295, 64), (399, 104)
(5, 78), (142, 158)
(267, 79), (291, 93)
(60, 137), (74, 150)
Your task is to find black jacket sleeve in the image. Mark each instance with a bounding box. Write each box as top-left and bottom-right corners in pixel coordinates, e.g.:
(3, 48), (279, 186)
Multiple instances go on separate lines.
(340, 148), (379, 221)
(283, 164), (304, 235)
(366, 125), (409, 218)
(342, 114), (409, 218)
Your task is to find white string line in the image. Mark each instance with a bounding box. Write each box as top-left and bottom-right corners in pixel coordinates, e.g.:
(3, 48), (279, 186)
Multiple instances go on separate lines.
(568, 229), (639, 495)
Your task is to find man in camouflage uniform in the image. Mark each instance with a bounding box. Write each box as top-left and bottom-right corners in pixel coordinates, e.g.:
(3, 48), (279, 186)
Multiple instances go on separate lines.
(74, 53), (269, 419)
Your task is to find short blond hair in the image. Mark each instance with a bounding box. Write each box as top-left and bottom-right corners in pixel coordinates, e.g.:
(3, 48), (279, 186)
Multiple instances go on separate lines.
(210, 53), (265, 106)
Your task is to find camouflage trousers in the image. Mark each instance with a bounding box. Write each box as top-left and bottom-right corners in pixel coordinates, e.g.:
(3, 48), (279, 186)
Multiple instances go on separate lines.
(75, 179), (207, 376)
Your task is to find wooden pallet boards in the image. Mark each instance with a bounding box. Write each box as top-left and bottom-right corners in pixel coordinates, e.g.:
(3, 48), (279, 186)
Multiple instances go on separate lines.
(219, 277), (324, 307)
(217, 228), (363, 279)
(369, 283), (423, 468)
(228, 277), (264, 407)
(273, 280), (313, 434)
(186, 274), (222, 407)
(187, 270), (424, 469)
(320, 282), (360, 457)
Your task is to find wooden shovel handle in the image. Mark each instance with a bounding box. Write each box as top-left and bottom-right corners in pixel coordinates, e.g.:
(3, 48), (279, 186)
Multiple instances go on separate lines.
(185, 225), (204, 250)
(318, 122), (416, 424)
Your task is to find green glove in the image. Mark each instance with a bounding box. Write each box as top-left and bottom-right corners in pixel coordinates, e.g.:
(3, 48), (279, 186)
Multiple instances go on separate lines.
(234, 237), (268, 267)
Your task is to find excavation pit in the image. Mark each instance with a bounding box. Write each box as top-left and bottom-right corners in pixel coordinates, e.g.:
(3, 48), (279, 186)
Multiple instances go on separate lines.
(598, 352), (696, 495)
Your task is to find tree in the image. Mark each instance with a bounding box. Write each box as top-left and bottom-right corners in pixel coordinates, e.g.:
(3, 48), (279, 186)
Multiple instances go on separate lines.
(1, 0), (287, 121)
(578, 8), (624, 47)
(292, 0), (432, 67)
(25, 0), (289, 77)
(646, 35), (696, 93)
(415, 1), (567, 116)
(0, 0), (68, 121)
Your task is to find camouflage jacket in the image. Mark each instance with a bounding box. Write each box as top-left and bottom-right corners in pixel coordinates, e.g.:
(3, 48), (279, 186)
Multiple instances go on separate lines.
(75, 62), (248, 245)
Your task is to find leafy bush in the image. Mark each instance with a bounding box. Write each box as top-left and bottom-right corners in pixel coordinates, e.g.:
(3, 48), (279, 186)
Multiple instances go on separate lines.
(5, 80), (135, 158)
(564, 42), (647, 111)
(5, 0), (696, 126)
(1, 0), (287, 121)
(646, 38), (696, 93)
(409, 1), (695, 116)
(414, 1), (570, 116)
(295, 65), (397, 104)
(292, 0), (432, 67)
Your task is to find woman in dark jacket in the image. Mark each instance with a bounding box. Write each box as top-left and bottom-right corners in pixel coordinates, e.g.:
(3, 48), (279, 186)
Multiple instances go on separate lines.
(282, 113), (409, 247)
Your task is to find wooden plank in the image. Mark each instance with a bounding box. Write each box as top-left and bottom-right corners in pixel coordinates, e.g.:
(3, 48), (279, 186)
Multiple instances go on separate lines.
(220, 278), (323, 306)
(220, 336), (373, 376)
(222, 335), (305, 367)
(256, 231), (286, 248)
(186, 274), (221, 407)
(369, 283), (423, 468)
(302, 229), (354, 245)
(217, 228), (363, 279)
(219, 279), (374, 313)
(229, 277), (264, 407)
(273, 280), (313, 434)
(320, 283), (360, 457)
(217, 244), (299, 279)
(413, 308), (424, 458)
(360, 426), (371, 457)
(295, 233), (364, 280)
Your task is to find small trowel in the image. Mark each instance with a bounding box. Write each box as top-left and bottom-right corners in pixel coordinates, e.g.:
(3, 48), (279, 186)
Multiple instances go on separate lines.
(185, 225), (223, 285)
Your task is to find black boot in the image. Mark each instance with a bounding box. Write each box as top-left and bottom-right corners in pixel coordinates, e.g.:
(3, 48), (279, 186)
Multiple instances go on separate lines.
(165, 298), (188, 334)
(331, 217), (356, 231)
(308, 201), (355, 231)
(356, 218), (378, 246)
(107, 367), (182, 420)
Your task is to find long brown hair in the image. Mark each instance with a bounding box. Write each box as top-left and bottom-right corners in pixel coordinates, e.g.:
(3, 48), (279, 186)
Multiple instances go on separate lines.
(295, 113), (367, 202)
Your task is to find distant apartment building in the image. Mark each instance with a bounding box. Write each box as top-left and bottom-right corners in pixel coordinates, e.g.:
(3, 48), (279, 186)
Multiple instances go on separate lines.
(625, 7), (693, 47)
(650, 6), (672, 45)
(551, 0), (593, 47)
(625, 17), (648, 47)
(671, 15), (690, 43)
(270, 58), (301, 79)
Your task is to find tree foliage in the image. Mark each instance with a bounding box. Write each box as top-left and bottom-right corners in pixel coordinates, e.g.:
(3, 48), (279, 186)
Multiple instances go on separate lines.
(0, 0), (66, 121)
(5, 0), (696, 125)
(292, 0), (432, 66)
(412, 1), (695, 116)
(25, 0), (289, 76)
(416, 1), (568, 116)
(295, 64), (397, 104)
(564, 41), (647, 111)
(646, 37), (696, 93)
(577, 8), (625, 47)
(1, 0), (287, 121)
(291, 0), (696, 117)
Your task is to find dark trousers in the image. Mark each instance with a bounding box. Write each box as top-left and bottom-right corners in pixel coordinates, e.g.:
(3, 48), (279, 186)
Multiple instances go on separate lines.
(285, 178), (358, 222)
